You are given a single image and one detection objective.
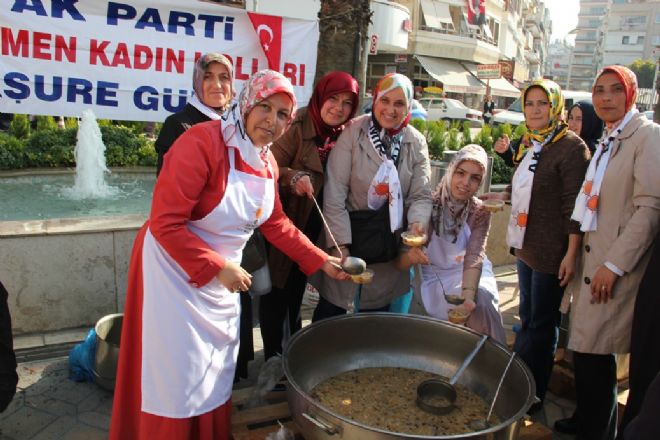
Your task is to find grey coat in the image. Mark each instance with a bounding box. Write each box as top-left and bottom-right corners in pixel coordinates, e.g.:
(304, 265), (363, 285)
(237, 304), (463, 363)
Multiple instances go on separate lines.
(317, 114), (433, 309)
(562, 113), (660, 354)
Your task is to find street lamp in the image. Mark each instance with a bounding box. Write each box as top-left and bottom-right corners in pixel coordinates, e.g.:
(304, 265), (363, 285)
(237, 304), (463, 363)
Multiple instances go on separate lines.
(566, 28), (578, 90)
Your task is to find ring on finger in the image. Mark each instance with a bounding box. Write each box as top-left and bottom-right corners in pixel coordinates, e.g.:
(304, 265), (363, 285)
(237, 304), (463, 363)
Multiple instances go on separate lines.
(601, 285), (607, 291)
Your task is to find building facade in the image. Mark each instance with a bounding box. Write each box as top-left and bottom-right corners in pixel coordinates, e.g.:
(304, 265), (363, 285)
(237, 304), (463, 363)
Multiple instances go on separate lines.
(567, 0), (610, 91)
(545, 41), (573, 89)
(601, 0), (660, 67)
(366, 0), (552, 109)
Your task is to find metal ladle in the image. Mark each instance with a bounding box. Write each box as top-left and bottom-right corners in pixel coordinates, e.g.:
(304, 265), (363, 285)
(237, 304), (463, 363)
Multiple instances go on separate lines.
(311, 195), (366, 276)
(469, 351), (517, 431)
(416, 334), (488, 415)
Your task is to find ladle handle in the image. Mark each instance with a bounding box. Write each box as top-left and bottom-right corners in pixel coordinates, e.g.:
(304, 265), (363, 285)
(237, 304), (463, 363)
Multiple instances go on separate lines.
(449, 334), (488, 385)
(311, 195), (343, 260)
(485, 351), (516, 423)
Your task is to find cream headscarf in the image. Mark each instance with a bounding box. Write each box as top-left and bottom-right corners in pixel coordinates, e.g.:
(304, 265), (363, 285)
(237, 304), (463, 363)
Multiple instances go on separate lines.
(432, 144), (488, 243)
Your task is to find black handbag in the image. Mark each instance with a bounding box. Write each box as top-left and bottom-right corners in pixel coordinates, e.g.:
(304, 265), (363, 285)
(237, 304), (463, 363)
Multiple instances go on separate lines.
(241, 229), (267, 273)
(349, 203), (399, 264)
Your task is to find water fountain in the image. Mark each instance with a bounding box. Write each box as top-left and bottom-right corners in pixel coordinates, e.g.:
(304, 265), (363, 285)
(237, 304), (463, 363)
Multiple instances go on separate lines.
(64, 109), (117, 199)
(0, 111), (155, 335)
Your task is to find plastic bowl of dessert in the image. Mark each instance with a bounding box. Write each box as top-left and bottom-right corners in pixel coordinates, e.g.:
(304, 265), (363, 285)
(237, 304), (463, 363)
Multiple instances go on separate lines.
(351, 268), (374, 284)
(448, 308), (470, 325)
(482, 199), (505, 212)
(401, 231), (427, 247)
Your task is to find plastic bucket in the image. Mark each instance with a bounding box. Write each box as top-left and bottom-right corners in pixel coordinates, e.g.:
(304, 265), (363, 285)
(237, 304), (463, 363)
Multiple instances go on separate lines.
(93, 313), (123, 390)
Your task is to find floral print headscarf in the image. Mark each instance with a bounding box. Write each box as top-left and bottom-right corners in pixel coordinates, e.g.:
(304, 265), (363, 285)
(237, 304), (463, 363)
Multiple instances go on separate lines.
(238, 69), (297, 124)
(223, 70), (297, 171)
(515, 79), (569, 164)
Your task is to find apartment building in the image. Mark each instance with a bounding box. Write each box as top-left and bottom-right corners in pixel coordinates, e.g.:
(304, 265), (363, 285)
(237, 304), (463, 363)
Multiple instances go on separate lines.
(545, 41), (573, 89)
(567, 0), (610, 91)
(601, 0), (660, 67)
(365, 0), (553, 108)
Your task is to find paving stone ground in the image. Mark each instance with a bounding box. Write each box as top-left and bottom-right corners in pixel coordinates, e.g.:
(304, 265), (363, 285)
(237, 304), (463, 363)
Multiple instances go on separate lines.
(2, 265), (580, 439)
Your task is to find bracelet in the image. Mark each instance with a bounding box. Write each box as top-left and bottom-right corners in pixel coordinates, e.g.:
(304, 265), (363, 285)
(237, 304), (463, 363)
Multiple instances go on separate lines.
(462, 287), (476, 292)
(290, 171), (311, 190)
(331, 244), (348, 251)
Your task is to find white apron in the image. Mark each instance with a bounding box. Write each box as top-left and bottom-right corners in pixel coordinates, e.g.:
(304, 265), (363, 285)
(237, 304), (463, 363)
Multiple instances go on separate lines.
(421, 225), (506, 343)
(507, 142), (540, 249)
(140, 147), (274, 418)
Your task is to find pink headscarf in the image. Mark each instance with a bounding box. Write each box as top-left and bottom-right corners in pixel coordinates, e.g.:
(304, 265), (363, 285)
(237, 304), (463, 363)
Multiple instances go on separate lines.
(238, 69), (297, 124)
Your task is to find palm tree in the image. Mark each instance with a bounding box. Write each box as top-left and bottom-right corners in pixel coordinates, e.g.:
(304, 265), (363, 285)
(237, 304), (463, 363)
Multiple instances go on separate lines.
(316, 0), (372, 93)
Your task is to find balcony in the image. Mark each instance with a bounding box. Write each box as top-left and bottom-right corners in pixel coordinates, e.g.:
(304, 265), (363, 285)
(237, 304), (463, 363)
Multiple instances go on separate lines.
(410, 28), (500, 65)
(369, 0), (411, 52)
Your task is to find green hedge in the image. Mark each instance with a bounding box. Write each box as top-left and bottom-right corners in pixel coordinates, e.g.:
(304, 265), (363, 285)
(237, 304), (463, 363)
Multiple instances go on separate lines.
(0, 117), (157, 170)
(410, 119), (526, 184)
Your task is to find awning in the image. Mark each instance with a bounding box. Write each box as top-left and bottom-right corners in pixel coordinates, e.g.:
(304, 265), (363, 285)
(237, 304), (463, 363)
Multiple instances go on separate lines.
(416, 56), (486, 94)
(463, 63), (520, 98)
(487, 77), (520, 98)
(420, 0), (454, 28)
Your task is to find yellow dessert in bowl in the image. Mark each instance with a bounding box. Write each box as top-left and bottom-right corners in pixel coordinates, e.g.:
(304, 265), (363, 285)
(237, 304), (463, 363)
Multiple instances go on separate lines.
(447, 308), (470, 325)
(351, 268), (374, 284)
(401, 231), (427, 247)
(482, 199), (505, 212)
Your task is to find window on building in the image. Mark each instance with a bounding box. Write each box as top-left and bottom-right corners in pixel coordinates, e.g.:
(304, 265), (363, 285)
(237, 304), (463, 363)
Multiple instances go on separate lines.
(654, 35), (660, 45)
(623, 15), (646, 25)
(622, 36), (630, 44)
(656, 13), (660, 24)
(637, 36), (644, 45)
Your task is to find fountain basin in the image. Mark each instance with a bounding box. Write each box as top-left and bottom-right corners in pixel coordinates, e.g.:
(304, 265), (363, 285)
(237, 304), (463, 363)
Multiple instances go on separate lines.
(0, 169), (153, 335)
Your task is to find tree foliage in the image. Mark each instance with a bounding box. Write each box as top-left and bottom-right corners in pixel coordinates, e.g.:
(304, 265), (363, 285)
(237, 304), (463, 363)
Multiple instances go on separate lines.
(628, 59), (655, 89)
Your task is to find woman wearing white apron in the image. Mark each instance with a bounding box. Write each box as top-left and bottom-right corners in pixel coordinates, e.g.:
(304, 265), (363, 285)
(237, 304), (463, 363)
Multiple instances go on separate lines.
(397, 145), (506, 344)
(110, 71), (349, 440)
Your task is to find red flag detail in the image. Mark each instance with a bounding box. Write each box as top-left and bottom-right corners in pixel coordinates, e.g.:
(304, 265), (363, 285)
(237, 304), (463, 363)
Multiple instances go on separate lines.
(247, 12), (283, 72)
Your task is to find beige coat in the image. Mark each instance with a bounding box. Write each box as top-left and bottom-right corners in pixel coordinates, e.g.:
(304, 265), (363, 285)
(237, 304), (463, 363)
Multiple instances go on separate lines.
(317, 114), (432, 309)
(563, 113), (660, 354)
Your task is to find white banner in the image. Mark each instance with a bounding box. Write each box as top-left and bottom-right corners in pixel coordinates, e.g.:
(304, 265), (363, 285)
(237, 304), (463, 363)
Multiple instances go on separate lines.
(0, 0), (318, 121)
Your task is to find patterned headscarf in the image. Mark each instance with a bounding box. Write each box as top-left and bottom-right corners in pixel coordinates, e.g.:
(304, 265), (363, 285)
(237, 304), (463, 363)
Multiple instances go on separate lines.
(371, 73), (414, 136)
(515, 79), (569, 164)
(432, 144), (488, 243)
(222, 70), (297, 171)
(308, 71), (359, 141)
(192, 52), (234, 112)
(593, 65), (638, 113)
(238, 69), (297, 124)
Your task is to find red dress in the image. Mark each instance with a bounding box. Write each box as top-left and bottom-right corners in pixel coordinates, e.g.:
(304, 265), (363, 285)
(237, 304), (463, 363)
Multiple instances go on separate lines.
(109, 121), (326, 439)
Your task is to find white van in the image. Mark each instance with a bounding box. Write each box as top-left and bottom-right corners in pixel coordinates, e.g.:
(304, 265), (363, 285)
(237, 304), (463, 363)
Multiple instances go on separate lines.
(492, 90), (592, 126)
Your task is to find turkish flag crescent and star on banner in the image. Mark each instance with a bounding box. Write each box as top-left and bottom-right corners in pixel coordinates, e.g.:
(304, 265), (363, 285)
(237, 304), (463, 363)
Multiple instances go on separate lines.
(466, 0), (486, 25)
(247, 12), (283, 71)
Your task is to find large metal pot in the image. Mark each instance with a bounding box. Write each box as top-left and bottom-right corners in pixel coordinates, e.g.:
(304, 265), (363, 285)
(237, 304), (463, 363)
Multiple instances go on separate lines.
(93, 313), (123, 391)
(283, 313), (535, 439)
